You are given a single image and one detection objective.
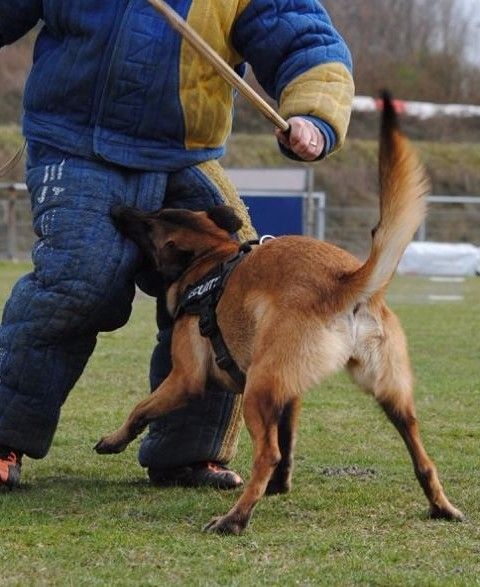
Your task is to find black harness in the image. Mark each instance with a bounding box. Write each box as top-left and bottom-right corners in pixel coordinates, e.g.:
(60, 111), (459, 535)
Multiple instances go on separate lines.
(174, 241), (257, 391)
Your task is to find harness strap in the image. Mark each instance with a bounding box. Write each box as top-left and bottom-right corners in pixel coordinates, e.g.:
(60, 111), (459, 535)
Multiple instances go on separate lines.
(198, 305), (246, 390)
(175, 241), (257, 391)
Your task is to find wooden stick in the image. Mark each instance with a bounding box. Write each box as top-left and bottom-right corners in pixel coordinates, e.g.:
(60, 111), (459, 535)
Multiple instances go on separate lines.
(148, 0), (290, 133)
(0, 141), (26, 178)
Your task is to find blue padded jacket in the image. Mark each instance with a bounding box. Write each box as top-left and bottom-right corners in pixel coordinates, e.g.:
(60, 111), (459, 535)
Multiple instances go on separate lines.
(0, 0), (354, 171)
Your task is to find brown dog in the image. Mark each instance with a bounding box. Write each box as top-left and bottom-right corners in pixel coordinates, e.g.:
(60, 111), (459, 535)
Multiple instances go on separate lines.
(95, 95), (464, 534)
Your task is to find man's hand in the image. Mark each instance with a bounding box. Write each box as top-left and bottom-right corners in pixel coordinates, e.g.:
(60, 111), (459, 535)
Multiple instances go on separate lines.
(275, 117), (325, 161)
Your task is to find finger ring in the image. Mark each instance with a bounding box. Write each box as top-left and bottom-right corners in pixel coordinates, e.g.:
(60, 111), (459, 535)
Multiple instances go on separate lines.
(309, 139), (318, 147)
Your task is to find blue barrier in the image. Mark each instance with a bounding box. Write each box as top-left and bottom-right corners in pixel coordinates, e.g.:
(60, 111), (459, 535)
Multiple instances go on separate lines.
(243, 195), (304, 236)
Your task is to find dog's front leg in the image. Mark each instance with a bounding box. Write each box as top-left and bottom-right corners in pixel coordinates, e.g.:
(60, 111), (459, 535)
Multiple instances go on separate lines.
(94, 369), (200, 454)
(95, 318), (207, 454)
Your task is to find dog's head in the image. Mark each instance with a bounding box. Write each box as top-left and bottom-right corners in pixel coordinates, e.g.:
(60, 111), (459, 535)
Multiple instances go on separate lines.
(111, 205), (243, 281)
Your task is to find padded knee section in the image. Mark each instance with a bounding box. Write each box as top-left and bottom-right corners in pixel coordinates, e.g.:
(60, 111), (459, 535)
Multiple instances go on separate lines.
(138, 380), (243, 468)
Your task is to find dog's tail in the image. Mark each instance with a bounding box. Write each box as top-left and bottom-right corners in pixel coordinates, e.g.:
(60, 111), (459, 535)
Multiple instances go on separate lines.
(345, 92), (429, 303)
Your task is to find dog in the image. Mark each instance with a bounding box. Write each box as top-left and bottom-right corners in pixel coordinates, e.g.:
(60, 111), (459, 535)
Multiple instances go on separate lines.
(95, 94), (464, 534)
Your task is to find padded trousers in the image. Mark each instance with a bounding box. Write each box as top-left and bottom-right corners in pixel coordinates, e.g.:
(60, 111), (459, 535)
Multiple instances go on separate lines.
(0, 143), (255, 466)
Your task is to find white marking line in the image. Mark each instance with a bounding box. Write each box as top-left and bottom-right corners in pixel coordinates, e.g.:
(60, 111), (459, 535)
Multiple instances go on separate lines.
(429, 277), (465, 283)
(37, 186), (48, 204)
(428, 295), (464, 302)
(58, 159), (65, 180)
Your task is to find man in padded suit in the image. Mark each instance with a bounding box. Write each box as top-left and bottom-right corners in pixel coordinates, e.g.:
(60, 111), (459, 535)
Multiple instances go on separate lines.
(0, 0), (353, 489)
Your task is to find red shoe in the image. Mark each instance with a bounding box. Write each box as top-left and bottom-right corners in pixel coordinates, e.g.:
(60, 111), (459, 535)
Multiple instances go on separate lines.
(0, 447), (22, 489)
(148, 461), (243, 490)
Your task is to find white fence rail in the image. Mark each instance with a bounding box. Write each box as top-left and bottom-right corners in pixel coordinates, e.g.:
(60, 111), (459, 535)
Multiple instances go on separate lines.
(1, 181), (479, 261)
(353, 96), (480, 119)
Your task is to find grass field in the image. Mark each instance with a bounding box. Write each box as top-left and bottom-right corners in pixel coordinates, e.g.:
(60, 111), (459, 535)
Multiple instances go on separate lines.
(0, 262), (479, 586)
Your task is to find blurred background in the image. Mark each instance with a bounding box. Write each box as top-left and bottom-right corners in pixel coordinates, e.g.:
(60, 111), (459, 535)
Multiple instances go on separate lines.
(0, 0), (479, 259)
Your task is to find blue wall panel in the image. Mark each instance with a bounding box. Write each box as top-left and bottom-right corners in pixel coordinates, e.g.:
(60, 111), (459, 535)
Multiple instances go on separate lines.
(243, 195), (303, 236)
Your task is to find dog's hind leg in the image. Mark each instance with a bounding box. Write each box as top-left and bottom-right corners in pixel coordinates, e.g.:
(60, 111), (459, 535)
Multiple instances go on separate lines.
(348, 306), (464, 521)
(378, 396), (464, 520)
(204, 377), (283, 534)
(265, 397), (302, 495)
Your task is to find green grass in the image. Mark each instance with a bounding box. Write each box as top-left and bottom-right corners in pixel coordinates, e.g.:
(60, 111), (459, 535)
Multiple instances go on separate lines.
(0, 262), (479, 586)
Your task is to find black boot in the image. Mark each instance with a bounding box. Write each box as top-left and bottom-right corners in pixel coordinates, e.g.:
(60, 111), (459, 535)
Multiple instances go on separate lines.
(148, 462), (243, 490)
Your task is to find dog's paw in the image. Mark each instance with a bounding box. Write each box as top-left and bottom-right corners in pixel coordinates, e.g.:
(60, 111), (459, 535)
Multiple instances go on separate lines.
(429, 504), (465, 522)
(93, 436), (127, 455)
(265, 477), (291, 496)
(203, 514), (247, 535)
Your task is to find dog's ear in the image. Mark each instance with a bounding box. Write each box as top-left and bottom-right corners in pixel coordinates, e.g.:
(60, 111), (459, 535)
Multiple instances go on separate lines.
(111, 205), (156, 261)
(207, 206), (243, 233)
(157, 240), (194, 282)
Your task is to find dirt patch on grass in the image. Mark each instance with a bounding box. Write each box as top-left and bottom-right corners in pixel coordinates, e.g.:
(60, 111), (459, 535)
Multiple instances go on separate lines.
(320, 465), (377, 479)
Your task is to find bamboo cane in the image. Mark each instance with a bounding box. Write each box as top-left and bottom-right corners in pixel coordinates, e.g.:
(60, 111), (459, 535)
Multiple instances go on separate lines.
(0, 141), (26, 178)
(148, 0), (290, 133)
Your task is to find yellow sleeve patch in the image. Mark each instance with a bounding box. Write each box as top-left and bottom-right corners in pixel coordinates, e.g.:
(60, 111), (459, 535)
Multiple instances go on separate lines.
(180, 1), (246, 150)
(279, 63), (355, 152)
